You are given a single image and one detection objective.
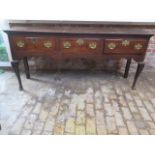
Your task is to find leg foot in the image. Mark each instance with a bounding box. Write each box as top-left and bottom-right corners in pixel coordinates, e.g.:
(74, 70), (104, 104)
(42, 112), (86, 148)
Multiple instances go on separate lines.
(23, 57), (30, 79)
(11, 60), (23, 90)
(124, 58), (131, 78)
(132, 62), (144, 90)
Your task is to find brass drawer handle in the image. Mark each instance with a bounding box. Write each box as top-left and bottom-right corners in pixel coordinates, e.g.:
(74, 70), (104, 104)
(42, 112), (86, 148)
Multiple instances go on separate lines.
(76, 39), (84, 46)
(16, 40), (25, 48)
(63, 41), (71, 48)
(108, 43), (116, 50)
(43, 41), (52, 48)
(31, 38), (37, 44)
(122, 40), (130, 46)
(134, 43), (143, 50)
(89, 42), (97, 49)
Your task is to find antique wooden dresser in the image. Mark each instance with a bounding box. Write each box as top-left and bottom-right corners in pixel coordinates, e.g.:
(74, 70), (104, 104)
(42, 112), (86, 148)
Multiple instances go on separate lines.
(4, 20), (155, 90)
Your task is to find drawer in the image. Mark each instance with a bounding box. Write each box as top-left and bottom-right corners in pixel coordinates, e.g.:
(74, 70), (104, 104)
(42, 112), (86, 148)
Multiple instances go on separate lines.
(104, 38), (148, 54)
(12, 36), (56, 52)
(60, 38), (103, 53)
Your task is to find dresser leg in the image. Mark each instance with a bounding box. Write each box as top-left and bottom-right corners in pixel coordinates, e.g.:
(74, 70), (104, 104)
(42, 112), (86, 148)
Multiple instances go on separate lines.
(124, 58), (131, 78)
(11, 60), (23, 91)
(23, 57), (30, 79)
(132, 62), (144, 90)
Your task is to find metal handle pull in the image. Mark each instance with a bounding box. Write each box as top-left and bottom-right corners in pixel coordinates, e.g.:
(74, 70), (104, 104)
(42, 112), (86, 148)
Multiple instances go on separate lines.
(43, 41), (52, 48)
(108, 43), (116, 50)
(31, 38), (37, 44)
(122, 40), (130, 46)
(16, 40), (25, 48)
(63, 41), (71, 48)
(76, 39), (84, 46)
(134, 43), (143, 50)
(89, 42), (97, 49)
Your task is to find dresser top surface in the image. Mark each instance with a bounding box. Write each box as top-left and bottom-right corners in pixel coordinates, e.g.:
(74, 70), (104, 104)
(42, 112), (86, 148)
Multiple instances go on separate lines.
(4, 20), (155, 35)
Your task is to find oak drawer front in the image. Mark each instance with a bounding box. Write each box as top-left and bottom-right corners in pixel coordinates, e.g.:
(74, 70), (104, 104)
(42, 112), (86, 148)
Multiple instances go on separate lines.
(60, 38), (103, 53)
(104, 39), (148, 54)
(12, 36), (56, 52)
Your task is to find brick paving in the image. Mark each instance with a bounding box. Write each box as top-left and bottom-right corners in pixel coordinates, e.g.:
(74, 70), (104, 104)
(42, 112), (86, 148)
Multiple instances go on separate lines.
(0, 65), (155, 135)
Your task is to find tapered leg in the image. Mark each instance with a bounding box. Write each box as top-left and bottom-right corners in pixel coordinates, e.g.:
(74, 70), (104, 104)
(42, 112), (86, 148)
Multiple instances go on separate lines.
(11, 60), (23, 90)
(23, 57), (30, 79)
(132, 62), (145, 90)
(124, 58), (131, 78)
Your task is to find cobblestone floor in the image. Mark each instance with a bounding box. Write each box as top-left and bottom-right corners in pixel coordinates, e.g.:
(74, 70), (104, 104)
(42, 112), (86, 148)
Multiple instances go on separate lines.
(0, 66), (155, 135)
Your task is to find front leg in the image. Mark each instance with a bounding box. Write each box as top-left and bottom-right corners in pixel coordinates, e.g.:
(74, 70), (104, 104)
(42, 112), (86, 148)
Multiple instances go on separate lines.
(124, 58), (132, 78)
(11, 60), (23, 90)
(132, 62), (145, 90)
(23, 57), (30, 79)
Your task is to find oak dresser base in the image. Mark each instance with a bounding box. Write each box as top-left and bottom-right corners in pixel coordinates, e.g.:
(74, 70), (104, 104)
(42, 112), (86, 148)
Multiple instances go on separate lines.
(5, 20), (155, 90)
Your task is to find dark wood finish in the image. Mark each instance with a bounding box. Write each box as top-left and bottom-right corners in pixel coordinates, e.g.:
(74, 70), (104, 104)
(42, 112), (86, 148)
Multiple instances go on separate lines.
(11, 36), (57, 53)
(104, 38), (148, 54)
(6, 20), (155, 35)
(60, 37), (103, 52)
(4, 20), (155, 90)
(124, 58), (132, 78)
(132, 62), (145, 89)
(11, 60), (23, 90)
(23, 57), (30, 79)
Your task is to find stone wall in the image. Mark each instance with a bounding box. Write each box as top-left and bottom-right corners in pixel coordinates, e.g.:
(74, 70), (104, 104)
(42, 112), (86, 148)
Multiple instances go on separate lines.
(20, 57), (120, 72)
(145, 36), (155, 68)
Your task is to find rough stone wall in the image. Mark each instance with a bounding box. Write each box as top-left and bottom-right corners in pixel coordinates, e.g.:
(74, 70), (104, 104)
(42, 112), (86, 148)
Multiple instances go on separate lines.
(145, 36), (155, 68)
(20, 57), (120, 72)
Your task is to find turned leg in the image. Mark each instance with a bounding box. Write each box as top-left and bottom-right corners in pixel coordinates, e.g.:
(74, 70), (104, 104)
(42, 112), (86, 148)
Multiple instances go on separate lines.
(132, 62), (145, 90)
(23, 57), (30, 79)
(124, 58), (131, 78)
(11, 60), (23, 90)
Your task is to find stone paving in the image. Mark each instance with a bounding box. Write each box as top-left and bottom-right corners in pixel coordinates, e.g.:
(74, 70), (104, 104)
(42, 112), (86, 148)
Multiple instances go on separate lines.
(0, 65), (155, 135)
